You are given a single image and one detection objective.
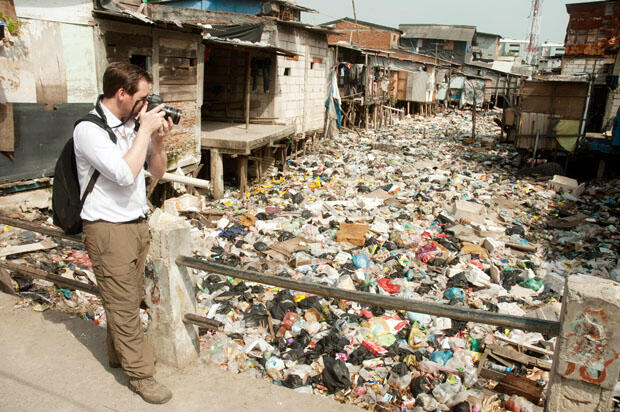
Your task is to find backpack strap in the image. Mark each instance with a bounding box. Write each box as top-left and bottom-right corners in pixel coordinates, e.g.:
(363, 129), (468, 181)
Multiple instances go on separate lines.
(74, 110), (118, 207)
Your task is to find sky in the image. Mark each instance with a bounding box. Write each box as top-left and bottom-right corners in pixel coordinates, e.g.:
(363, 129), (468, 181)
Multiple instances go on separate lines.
(299, 0), (600, 44)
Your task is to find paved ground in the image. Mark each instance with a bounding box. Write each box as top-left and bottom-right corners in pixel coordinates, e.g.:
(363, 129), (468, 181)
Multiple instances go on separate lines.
(0, 292), (360, 412)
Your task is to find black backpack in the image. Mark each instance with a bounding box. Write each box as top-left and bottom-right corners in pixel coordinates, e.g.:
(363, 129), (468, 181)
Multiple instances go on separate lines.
(52, 112), (117, 234)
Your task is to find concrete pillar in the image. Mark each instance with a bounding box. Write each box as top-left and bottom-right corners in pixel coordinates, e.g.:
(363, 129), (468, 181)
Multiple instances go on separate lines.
(145, 219), (200, 369)
(210, 149), (224, 199)
(546, 275), (620, 412)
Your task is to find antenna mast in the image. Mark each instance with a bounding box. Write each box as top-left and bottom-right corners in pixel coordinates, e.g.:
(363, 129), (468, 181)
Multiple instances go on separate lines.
(527, 0), (543, 65)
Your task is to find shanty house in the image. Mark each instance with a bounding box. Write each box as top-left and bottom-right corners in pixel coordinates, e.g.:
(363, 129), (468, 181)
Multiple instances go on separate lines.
(322, 18), (454, 123)
(399, 24), (476, 66)
(471, 32), (500, 63)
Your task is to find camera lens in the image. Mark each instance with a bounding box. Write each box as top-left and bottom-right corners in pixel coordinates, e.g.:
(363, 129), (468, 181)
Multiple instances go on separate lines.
(164, 106), (182, 125)
(147, 94), (182, 125)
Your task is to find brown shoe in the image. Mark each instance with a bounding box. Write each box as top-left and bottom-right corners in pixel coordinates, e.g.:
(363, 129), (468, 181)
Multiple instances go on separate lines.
(128, 377), (172, 404)
(109, 361), (121, 369)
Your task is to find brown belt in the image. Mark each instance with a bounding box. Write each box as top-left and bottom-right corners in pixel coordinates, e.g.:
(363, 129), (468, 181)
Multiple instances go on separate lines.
(85, 216), (146, 225)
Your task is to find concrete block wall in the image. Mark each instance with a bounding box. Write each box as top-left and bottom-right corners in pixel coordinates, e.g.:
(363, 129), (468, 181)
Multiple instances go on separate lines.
(561, 56), (614, 82)
(561, 56), (618, 129)
(271, 26), (329, 133)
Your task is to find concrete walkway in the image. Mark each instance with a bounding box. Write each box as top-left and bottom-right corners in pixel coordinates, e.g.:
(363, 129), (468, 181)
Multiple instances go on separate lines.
(0, 292), (360, 412)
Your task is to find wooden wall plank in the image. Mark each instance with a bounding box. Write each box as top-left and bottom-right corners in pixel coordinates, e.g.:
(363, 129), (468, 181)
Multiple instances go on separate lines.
(160, 84), (196, 102)
(160, 46), (197, 59)
(159, 66), (197, 85)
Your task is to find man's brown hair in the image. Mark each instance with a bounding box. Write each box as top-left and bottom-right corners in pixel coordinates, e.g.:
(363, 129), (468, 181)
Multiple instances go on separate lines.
(102, 62), (153, 98)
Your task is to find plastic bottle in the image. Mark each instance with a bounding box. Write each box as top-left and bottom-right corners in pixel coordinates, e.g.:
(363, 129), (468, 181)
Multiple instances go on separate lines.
(486, 362), (512, 373)
(406, 311), (432, 325)
(444, 287), (466, 301)
(352, 253), (370, 268)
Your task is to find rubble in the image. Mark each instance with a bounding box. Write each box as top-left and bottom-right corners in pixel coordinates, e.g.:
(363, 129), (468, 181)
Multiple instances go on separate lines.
(2, 108), (620, 411)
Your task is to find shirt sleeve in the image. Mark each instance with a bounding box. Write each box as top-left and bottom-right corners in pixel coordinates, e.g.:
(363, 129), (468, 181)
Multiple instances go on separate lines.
(73, 121), (135, 186)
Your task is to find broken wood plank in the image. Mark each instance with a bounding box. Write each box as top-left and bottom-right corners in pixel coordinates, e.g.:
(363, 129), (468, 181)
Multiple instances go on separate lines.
(493, 333), (555, 357)
(506, 242), (537, 252)
(486, 343), (552, 370)
(0, 240), (57, 258)
(493, 374), (543, 405)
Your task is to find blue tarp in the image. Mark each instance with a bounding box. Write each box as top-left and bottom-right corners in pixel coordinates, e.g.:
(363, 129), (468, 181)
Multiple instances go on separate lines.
(161, 0), (262, 15)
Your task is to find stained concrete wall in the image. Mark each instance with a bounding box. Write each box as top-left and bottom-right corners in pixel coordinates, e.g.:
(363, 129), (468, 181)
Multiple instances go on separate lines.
(546, 274), (620, 412)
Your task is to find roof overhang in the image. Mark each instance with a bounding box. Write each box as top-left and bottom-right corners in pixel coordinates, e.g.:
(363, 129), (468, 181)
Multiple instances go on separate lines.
(202, 35), (299, 56)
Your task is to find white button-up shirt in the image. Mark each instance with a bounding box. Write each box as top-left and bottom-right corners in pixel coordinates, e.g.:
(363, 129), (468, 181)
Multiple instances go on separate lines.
(74, 103), (148, 223)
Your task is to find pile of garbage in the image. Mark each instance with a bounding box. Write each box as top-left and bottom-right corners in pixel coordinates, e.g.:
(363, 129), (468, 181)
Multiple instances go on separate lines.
(2, 108), (619, 411)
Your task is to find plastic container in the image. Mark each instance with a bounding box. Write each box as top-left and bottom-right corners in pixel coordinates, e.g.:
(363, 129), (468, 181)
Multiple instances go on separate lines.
(444, 287), (466, 301)
(352, 253), (370, 268)
(430, 350), (453, 366)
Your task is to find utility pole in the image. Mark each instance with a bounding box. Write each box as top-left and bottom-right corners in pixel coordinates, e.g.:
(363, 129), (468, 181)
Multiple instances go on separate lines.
(351, 0), (360, 45)
(471, 82), (477, 140)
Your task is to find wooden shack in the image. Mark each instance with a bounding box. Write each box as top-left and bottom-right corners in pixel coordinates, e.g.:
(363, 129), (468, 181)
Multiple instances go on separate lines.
(0, 0), (203, 184)
(514, 79), (587, 155)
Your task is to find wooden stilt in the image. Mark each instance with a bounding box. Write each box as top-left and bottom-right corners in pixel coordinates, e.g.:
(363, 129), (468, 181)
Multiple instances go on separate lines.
(238, 156), (248, 195)
(210, 149), (224, 199)
(373, 105), (377, 130)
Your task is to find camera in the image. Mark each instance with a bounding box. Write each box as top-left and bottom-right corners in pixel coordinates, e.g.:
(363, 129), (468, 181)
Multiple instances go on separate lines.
(146, 94), (182, 125)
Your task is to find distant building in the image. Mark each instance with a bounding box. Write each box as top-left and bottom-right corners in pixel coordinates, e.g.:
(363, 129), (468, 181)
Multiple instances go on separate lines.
(399, 24), (476, 65)
(499, 39), (529, 62)
(321, 17), (401, 50)
(472, 32), (501, 63)
(536, 42), (565, 73)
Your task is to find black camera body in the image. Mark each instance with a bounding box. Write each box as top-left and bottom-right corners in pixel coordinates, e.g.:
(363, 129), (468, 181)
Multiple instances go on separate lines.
(146, 94), (182, 125)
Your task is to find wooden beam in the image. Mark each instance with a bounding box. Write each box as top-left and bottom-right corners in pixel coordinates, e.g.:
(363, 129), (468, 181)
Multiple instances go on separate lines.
(244, 52), (251, 130)
(210, 149), (224, 199)
(238, 156), (248, 195)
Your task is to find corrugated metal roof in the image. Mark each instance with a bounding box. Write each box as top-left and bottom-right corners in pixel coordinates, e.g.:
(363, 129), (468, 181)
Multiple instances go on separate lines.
(399, 24), (476, 42)
(202, 35), (299, 56)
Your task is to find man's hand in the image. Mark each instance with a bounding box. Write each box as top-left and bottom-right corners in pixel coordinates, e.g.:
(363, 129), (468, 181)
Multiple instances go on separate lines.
(138, 102), (166, 136)
(152, 115), (173, 145)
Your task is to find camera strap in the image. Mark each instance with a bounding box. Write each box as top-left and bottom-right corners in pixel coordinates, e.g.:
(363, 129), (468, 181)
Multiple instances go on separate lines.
(95, 94), (141, 130)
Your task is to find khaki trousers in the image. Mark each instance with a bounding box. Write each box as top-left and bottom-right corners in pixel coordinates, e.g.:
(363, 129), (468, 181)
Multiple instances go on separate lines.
(83, 220), (154, 379)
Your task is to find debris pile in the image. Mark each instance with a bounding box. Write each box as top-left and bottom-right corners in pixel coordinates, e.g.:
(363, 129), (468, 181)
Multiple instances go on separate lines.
(2, 109), (620, 411)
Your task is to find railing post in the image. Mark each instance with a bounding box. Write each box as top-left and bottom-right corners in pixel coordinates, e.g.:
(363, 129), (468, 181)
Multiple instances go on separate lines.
(146, 218), (199, 368)
(546, 275), (620, 411)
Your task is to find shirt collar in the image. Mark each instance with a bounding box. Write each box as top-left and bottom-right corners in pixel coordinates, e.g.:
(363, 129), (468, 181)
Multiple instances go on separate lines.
(99, 101), (136, 132)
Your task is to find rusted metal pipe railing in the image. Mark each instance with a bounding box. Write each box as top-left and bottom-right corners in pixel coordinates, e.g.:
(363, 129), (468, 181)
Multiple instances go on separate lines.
(177, 256), (561, 336)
